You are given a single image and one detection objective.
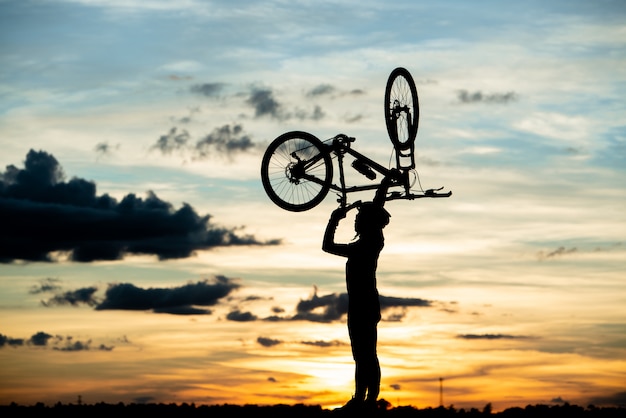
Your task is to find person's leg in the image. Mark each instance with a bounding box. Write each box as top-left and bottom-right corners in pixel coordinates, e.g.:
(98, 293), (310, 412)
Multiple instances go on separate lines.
(364, 324), (380, 403)
(365, 354), (381, 402)
(350, 319), (379, 402)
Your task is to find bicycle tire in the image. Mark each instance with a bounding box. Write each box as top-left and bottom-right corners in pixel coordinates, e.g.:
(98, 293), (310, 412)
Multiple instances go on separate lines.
(261, 131), (333, 212)
(384, 67), (419, 150)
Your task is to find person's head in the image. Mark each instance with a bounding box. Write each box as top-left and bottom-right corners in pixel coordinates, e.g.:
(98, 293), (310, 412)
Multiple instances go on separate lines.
(354, 202), (390, 235)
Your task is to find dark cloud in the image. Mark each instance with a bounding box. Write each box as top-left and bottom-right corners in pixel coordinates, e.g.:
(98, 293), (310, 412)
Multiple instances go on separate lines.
(293, 291), (349, 323)
(53, 339), (92, 352)
(457, 333), (532, 340)
(0, 333), (25, 347)
(190, 82), (225, 97)
(247, 88), (281, 118)
(133, 396), (156, 404)
(226, 309), (257, 322)
(257, 336), (282, 347)
(274, 288), (433, 323)
(95, 277), (238, 315)
(153, 305), (213, 315)
(245, 88), (324, 121)
(0, 150), (277, 263)
(42, 286), (99, 307)
(457, 90), (518, 104)
(379, 295), (431, 309)
(390, 384), (401, 391)
(152, 127), (191, 155)
(194, 124), (256, 159)
(29, 277), (62, 294)
(249, 87), (327, 121)
(267, 377), (277, 383)
(29, 331), (54, 346)
(589, 391), (626, 407)
(54, 336), (114, 352)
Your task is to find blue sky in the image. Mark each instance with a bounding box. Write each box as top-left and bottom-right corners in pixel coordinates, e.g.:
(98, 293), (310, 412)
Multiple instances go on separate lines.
(1, 0), (625, 410)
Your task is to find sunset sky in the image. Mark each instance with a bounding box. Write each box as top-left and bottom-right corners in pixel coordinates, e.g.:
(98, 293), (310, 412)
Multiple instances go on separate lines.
(1, 0), (625, 411)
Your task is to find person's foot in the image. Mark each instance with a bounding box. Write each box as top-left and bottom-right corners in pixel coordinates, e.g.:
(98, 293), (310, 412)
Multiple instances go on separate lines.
(337, 397), (364, 412)
(364, 398), (379, 412)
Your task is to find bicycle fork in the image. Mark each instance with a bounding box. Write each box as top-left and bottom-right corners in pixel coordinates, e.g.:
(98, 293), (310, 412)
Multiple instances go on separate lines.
(336, 151), (348, 208)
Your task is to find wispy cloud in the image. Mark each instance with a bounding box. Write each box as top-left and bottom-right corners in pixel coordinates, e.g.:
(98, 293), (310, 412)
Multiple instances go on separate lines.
(457, 90), (518, 104)
(457, 334), (533, 340)
(1, 331), (115, 352)
(245, 87), (327, 121)
(194, 124), (256, 159)
(300, 339), (346, 348)
(29, 277), (62, 294)
(537, 246), (578, 260)
(152, 127), (191, 155)
(190, 82), (225, 97)
(152, 124), (260, 160)
(42, 286), (99, 307)
(94, 141), (120, 158)
(306, 84), (335, 97)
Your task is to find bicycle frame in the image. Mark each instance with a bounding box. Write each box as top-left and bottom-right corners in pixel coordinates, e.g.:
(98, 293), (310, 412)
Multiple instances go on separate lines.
(298, 134), (450, 208)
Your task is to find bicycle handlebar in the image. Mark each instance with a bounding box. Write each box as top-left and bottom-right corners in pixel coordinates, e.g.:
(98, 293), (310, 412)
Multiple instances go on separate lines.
(386, 188), (452, 201)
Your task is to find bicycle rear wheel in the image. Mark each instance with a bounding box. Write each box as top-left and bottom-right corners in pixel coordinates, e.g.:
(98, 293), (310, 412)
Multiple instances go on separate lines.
(261, 131), (333, 212)
(384, 67), (419, 150)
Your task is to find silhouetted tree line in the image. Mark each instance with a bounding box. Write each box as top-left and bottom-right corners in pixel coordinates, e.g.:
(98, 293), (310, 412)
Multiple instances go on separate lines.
(1, 401), (624, 418)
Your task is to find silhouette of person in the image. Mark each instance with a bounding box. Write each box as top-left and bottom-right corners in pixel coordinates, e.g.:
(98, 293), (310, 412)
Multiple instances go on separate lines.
(322, 178), (392, 411)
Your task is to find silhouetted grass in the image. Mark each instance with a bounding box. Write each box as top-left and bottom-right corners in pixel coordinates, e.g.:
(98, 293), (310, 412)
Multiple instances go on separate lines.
(1, 401), (624, 417)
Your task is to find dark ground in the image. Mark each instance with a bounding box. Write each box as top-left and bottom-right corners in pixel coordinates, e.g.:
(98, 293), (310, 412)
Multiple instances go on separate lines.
(2, 401), (625, 418)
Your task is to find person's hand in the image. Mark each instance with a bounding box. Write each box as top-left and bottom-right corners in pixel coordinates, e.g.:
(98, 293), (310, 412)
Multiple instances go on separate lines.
(382, 169), (400, 185)
(330, 207), (347, 221)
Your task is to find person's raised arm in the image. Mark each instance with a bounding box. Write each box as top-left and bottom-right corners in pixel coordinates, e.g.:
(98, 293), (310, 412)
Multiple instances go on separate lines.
(322, 207), (349, 256)
(373, 173), (395, 207)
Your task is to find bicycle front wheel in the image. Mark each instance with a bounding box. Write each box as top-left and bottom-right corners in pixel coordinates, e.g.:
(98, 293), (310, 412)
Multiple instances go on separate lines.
(261, 131), (333, 212)
(384, 67), (419, 150)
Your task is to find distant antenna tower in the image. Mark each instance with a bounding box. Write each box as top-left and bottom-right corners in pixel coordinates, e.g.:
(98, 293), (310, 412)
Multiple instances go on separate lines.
(439, 377), (444, 407)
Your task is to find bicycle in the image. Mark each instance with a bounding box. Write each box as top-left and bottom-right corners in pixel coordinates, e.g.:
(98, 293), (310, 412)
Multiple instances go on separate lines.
(261, 67), (451, 212)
